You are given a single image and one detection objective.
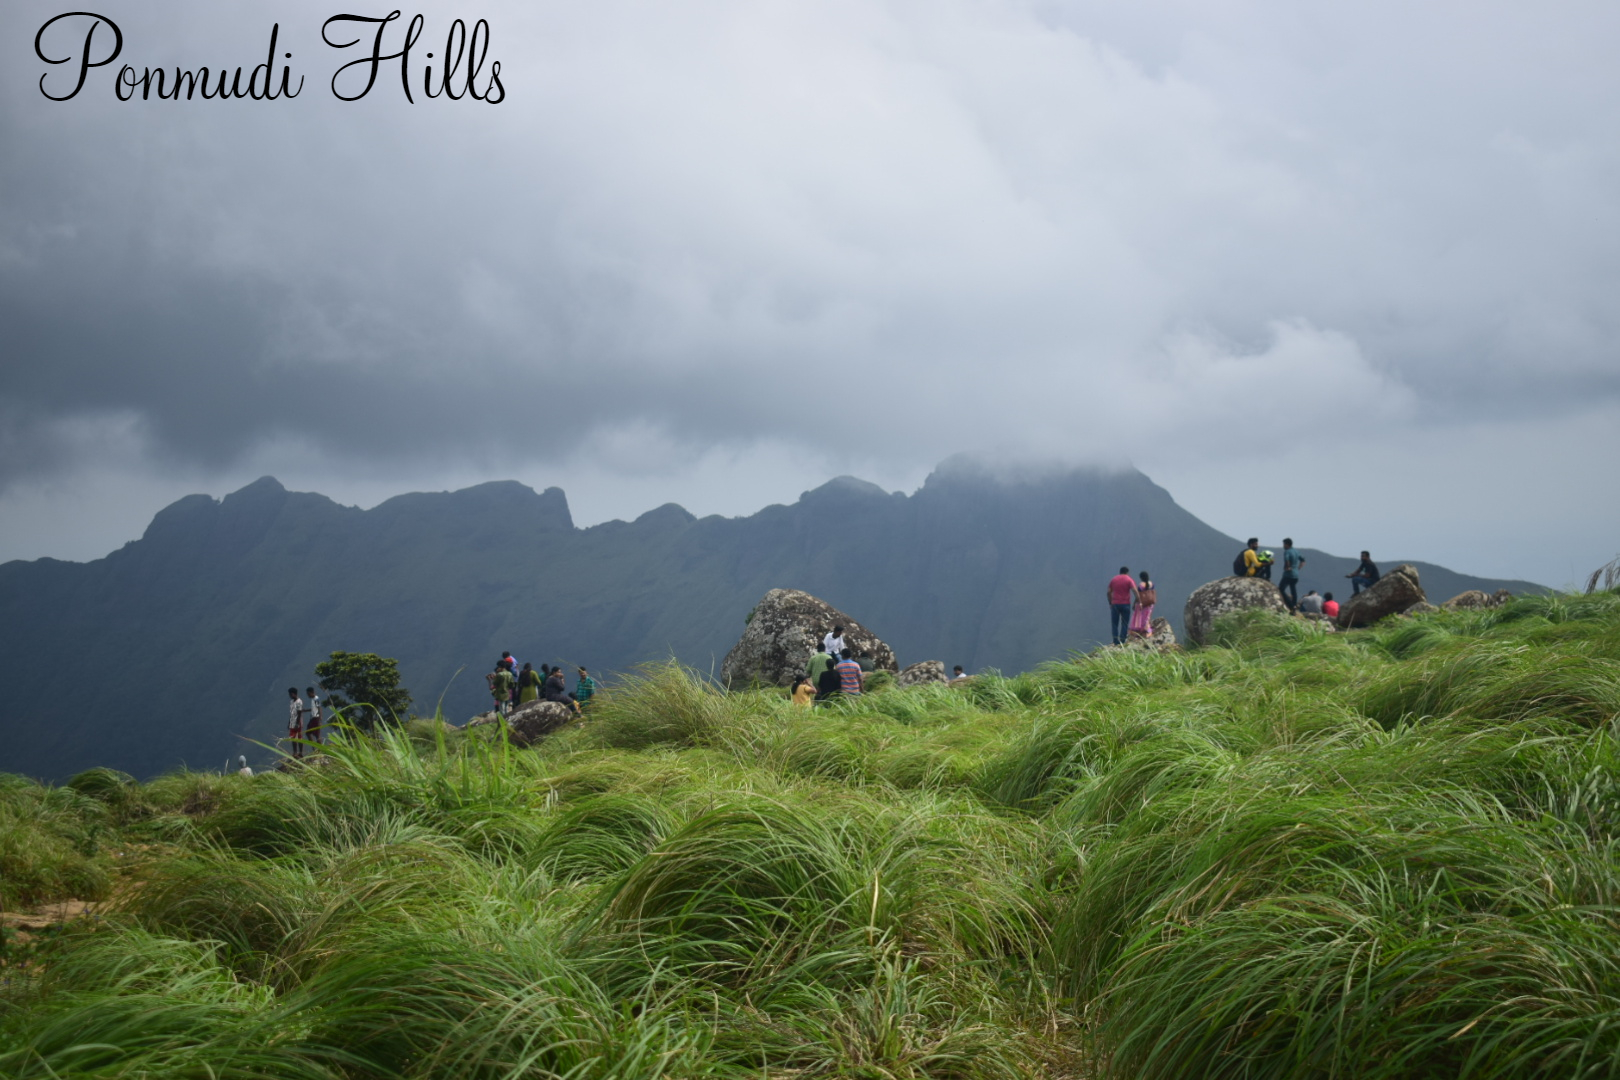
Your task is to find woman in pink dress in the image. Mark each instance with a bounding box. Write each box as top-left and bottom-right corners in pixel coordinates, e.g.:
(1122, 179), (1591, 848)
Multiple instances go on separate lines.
(1129, 571), (1156, 637)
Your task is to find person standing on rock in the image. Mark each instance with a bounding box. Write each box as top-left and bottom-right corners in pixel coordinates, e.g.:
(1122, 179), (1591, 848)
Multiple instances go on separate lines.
(517, 663), (542, 706)
(1107, 566), (1137, 645)
(1129, 571), (1156, 638)
(489, 663), (515, 717)
(286, 687), (304, 761)
(835, 648), (865, 697)
(1279, 539), (1305, 611)
(304, 687), (323, 746)
(1237, 538), (1264, 577)
(823, 626), (847, 657)
(1347, 552), (1380, 595)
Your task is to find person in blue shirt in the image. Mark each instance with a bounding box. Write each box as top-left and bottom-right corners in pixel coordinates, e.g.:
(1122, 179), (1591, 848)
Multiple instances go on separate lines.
(1279, 538), (1305, 612)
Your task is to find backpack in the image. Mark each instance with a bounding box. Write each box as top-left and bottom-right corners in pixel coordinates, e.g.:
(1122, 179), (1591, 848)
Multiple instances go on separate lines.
(1233, 551), (1248, 576)
(1138, 584), (1157, 606)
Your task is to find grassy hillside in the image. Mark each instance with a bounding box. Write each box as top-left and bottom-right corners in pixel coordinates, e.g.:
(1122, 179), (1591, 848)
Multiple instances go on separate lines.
(4, 590), (1618, 1078)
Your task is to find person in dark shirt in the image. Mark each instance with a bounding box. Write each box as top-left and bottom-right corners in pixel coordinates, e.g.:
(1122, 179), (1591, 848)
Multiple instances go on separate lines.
(1347, 552), (1380, 595)
(815, 662), (842, 704)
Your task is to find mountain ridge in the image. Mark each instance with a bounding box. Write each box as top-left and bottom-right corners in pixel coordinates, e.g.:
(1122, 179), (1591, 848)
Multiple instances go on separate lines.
(0, 460), (1542, 780)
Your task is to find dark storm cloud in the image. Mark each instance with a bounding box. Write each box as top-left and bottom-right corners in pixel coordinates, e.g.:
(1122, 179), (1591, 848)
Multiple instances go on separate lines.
(3, 0), (1619, 577)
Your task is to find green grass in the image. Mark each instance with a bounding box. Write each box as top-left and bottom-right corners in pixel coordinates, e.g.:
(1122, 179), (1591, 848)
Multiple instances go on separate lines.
(4, 592), (1620, 1077)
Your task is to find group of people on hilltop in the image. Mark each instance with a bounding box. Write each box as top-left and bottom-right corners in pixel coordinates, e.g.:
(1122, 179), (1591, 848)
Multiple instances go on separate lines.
(787, 624), (974, 706)
(284, 687), (324, 759)
(1101, 540), (1385, 645)
(1236, 537), (1381, 617)
(1105, 567), (1158, 645)
(487, 650), (596, 717)
(795, 625), (869, 705)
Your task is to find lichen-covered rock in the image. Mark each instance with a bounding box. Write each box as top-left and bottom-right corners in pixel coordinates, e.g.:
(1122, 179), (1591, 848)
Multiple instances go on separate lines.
(720, 589), (898, 688)
(1338, 564), (1426, 628)
(1406, 601), (1440, 616)
(897, 660), (947, 687)
(1442, 590), (1491, 610)
(1184, 577), (1289, 646)
(465, 700), (575, 747)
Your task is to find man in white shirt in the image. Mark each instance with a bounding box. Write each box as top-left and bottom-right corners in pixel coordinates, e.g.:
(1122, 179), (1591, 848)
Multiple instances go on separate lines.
(823, 625), (847, 657)
(286, 687), (304, 760)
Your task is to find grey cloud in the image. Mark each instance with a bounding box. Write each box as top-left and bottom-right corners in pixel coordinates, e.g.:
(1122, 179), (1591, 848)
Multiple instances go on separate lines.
(3, 0), (1619, 575)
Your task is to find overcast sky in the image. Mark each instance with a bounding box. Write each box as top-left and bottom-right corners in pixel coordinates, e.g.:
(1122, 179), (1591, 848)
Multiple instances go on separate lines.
(4, 1), (1618, 585)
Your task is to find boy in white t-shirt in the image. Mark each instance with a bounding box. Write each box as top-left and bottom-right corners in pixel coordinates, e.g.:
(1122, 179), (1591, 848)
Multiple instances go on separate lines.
(286, 687), (304, 760)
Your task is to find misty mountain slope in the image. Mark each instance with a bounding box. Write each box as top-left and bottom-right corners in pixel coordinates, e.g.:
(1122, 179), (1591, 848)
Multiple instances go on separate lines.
(0, 460), (1541, 780)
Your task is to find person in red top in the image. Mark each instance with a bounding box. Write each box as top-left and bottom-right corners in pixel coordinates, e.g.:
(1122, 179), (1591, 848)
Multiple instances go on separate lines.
(1107, 566), (1138, 645)
(1321, 592), (1340, 618)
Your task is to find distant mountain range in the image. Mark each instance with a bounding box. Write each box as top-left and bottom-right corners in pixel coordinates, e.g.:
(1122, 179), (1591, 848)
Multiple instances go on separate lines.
(0, 457), (1542, 780)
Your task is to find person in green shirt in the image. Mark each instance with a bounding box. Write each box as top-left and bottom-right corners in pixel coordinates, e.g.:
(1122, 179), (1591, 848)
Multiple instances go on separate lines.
(807, 645), (834, 686)
(489, 663), (515, 716)
(575, 667), (597, 708)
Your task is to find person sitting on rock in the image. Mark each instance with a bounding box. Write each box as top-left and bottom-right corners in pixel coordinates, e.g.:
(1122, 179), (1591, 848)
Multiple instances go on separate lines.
(1347, 552), (1380, 595)
(574, 667), (597, 709)
(1322, 592), (1340, 618)
(1298, 589), (1324, 615)
(542, 666), (579, 712)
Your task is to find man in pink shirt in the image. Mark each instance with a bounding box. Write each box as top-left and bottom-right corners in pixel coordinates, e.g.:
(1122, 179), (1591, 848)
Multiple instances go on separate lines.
(1107, 566), (1138, 645)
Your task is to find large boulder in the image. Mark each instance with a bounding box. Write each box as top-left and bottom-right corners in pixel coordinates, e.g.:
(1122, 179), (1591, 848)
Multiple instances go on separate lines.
(1184, 577), (1289, 646)
(1337, 564), (1426, 628)
(1442, 589), (1492, 611)
(720, 589), (898, 688)
(465, 700), (575, 747)
(897, 660), (947, 687)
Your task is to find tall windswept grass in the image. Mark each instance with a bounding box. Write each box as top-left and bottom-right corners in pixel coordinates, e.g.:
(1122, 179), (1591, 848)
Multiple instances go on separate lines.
(6, 589), (1620, 1077)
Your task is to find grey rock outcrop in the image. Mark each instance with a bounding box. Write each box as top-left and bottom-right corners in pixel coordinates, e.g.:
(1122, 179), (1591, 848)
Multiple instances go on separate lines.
(1442, 589), (1493, 611)
(1406, 601), (1440, 616)
(720, 589), (898, 689)
(897, 660), (947, 687)
(1337, 564), (1426, 628)
(1120, 617), (1179, 652)
(466, 700), (575, 747)
(1184, 577), (1289, 646)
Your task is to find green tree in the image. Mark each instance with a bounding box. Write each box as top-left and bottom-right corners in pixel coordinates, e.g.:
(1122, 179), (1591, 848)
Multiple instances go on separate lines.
(314, 651), (412, 728)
